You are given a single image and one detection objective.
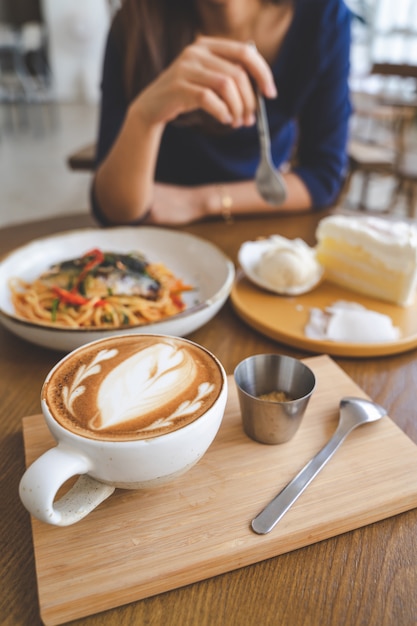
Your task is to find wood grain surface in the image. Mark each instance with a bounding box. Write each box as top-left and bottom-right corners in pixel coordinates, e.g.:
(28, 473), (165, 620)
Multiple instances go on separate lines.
(22, 357), (417, 625)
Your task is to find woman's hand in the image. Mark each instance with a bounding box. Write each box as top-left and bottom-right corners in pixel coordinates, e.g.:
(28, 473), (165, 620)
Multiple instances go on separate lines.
(146, 183), (207, 225)
(131, 36), (277, 129)
(146, 174), (312, 226)
(94, 37), (279, 226)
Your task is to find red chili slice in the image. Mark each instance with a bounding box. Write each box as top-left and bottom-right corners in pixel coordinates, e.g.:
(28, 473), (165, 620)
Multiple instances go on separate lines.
(52, 287), (106, 307)
(73, 248), (106, 289)
(52, 287), (90, 306)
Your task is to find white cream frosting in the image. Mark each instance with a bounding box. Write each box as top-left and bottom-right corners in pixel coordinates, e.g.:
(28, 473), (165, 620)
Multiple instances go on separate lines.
(257, 237), (320, 290)
(305, 301), (400, 344)
(316, 215), (417, 271)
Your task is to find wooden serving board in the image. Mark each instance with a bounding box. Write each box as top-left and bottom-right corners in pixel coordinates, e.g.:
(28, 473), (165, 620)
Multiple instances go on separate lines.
(22, 355), (417, 626)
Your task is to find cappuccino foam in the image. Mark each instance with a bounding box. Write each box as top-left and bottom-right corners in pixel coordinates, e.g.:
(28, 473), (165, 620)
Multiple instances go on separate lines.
(43, 335), (223, 441)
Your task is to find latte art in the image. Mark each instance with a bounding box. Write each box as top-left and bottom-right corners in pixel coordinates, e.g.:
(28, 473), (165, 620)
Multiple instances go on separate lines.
(62, 347), (119, 416)
(43, 335), (223, 441)
(83, 344), (213, 430)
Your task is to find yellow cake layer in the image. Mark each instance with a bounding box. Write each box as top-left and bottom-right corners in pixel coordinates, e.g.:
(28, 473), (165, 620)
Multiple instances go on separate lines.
(316, 238), (412, 306)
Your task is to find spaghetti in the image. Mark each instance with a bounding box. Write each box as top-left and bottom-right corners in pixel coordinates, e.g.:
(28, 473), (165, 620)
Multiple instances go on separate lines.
(9, 249), (193, 329)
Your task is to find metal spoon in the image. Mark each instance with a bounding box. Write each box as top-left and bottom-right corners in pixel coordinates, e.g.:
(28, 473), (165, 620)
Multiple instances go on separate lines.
(248, 41), (287, 206)
(254, 90), (288, 205)
(251, 397), (387, 535)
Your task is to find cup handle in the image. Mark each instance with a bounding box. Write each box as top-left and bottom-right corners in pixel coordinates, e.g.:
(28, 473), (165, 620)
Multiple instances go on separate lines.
(19, 443), (115, 526)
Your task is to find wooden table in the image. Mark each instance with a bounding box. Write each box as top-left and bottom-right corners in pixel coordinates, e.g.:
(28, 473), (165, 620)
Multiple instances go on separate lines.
(1, 210), (417, 626)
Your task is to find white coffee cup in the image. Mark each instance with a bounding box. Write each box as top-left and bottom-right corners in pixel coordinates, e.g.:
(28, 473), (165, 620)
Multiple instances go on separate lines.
(19, 334), (227, 526)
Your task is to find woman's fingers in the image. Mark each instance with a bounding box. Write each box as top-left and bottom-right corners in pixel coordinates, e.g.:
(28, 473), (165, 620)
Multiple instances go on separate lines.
(176, 38), (275, 125)
(196, 36), (277, 98)
(179, 56), (256, 125)
(186, 83), (240, 126)
(137, 36), (277, 127)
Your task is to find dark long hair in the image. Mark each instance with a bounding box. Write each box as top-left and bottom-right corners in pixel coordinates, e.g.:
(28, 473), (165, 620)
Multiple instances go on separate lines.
(115, 0), (198, 102)
(115, 0), (292, 104)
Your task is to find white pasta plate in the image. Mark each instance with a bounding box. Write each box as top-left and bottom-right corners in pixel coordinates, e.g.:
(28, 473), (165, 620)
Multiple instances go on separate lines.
(0, 226), (235, 352)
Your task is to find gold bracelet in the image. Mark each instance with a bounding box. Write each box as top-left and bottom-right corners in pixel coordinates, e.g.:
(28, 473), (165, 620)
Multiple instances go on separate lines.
(219, 186), (234, 224)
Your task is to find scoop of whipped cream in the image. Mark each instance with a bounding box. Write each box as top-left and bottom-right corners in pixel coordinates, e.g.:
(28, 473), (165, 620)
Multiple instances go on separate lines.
(238, 235), (323, 295)
(305, 301), (400, 343)
(257, 240), (319, 290)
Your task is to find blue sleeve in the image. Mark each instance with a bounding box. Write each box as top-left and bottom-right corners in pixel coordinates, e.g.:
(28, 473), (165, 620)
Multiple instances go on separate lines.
(292, 0), (352, 208)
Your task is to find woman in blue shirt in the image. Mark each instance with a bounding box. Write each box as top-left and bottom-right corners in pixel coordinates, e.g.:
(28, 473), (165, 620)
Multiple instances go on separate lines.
(92, 0), (352, 226)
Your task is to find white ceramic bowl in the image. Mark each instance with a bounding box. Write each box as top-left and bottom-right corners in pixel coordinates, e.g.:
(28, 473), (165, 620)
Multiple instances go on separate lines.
(0, 227), (235, 352)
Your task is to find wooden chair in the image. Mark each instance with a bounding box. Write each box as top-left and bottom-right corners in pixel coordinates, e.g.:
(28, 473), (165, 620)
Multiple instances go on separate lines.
(346, 62), (417, 214)
(390, 146), (417, 218)
(67, 142), (96, 171)
(371, 62), (417, 81)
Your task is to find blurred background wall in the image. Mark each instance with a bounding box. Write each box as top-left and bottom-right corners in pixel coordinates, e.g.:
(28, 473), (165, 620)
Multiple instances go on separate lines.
(0, 0), (111, 103)
(41, 0), (110, 102)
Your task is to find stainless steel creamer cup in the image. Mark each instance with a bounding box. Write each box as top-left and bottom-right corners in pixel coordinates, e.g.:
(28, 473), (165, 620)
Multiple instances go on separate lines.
(234, 354), (316, 444)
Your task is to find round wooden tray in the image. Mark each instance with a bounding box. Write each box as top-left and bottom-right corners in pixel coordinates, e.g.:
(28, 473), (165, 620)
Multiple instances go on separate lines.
(231, 271), (417, 357)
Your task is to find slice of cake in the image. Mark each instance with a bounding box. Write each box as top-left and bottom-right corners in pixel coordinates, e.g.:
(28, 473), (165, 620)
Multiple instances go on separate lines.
(315, 215), (417, 306)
